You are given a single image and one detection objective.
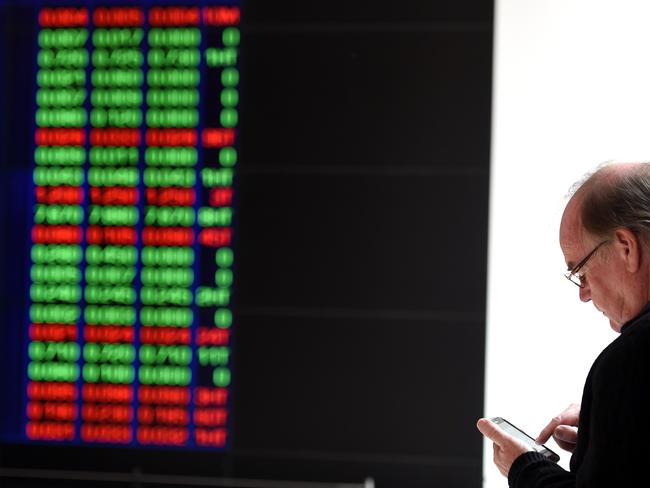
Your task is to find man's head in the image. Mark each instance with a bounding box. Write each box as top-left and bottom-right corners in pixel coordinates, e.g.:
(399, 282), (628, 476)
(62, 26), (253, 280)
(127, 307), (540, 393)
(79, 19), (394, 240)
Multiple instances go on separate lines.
(560, 162), (650, 331)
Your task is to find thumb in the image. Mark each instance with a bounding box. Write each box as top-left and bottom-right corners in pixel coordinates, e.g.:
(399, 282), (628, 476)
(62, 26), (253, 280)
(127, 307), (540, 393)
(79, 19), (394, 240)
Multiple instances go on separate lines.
(476, 418), (510, 447)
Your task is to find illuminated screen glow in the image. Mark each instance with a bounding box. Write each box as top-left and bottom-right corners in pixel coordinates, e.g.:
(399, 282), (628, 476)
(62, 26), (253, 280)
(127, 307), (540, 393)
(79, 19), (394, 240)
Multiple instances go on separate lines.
(22, 4), (240, 449)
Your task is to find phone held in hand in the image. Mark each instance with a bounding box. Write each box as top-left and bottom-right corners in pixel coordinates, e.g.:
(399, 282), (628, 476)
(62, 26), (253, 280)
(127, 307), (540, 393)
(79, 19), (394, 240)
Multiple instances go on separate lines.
(491, 417), (560, 463)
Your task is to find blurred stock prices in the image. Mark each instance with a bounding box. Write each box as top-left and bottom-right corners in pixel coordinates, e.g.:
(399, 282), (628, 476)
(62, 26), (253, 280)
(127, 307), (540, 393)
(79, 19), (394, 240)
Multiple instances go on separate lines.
(14, 3), (242, 450)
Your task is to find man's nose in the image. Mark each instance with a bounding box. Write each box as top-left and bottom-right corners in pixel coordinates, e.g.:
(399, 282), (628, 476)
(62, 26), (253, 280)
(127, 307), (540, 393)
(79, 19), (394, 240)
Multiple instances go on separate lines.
(579, 283), (591, 302)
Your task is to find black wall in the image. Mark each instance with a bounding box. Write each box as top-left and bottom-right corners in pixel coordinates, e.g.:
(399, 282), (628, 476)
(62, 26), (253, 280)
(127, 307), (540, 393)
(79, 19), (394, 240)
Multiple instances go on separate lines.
(230, 1), (492, 486)
(0, 1), (493, 487)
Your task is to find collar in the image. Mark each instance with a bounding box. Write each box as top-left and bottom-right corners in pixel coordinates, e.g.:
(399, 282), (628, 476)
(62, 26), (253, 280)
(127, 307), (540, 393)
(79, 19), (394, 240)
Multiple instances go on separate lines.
(620, 301), (650, 333)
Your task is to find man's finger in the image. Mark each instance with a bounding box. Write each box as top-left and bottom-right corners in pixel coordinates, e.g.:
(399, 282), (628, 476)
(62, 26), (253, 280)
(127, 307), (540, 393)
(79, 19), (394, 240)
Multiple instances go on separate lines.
(554, 425), (578, 443)
(536, 416), (561, 444)
(476, 418), (511, 447)
(537, 403), (580, 443)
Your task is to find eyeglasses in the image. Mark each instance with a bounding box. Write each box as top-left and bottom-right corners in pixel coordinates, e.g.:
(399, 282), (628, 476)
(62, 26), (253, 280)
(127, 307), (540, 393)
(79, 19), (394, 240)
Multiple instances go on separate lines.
(564, 240), (609, 288)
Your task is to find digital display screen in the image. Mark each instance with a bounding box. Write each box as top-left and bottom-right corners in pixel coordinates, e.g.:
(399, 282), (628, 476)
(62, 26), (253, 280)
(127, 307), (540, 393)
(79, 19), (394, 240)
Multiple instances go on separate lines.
(10, 3), (241, 450)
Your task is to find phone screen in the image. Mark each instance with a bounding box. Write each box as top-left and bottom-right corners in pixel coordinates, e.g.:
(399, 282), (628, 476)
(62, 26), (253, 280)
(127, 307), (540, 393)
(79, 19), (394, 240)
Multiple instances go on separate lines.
(491, 417), (560, 462)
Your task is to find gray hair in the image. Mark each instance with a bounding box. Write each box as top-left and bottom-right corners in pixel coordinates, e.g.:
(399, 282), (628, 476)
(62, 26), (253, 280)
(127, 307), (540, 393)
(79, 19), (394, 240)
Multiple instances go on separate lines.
(577, 162), (650, 243)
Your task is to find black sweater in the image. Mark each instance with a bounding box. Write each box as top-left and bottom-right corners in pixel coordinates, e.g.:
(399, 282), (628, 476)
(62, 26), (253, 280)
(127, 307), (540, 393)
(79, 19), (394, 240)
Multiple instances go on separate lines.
(508, 304), (650, 487)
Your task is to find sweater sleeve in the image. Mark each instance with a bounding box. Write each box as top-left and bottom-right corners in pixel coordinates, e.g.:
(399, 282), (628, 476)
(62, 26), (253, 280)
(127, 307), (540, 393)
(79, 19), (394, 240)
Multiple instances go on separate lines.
(508, 452), (575, 488)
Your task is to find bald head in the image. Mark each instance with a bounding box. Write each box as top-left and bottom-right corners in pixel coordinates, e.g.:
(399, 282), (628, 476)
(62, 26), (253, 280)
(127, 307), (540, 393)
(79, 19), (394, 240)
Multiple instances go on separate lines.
(565, 162), (650, 244)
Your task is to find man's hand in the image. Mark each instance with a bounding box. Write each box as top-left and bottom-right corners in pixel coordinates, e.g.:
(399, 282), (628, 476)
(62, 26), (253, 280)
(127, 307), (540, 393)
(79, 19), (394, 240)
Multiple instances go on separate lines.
(476, 418), (532, 477)
(536, 403), (580, 453)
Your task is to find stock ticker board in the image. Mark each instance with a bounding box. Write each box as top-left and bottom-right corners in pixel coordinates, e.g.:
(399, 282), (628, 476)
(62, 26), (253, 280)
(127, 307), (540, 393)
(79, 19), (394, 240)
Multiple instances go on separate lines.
(12, 4), (242, 449)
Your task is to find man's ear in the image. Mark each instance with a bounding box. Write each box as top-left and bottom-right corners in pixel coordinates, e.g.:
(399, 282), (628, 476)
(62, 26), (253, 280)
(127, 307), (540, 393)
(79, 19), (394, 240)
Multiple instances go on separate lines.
(613, 227), (642, 273)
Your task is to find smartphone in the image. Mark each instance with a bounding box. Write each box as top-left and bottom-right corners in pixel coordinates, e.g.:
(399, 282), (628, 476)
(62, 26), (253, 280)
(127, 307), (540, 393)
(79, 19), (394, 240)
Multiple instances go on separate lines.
(490, 417), (560, 462)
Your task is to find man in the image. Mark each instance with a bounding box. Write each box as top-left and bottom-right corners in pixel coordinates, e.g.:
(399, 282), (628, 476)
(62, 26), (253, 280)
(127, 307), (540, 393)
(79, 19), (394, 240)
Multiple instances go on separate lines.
(477, 162), (650, 486)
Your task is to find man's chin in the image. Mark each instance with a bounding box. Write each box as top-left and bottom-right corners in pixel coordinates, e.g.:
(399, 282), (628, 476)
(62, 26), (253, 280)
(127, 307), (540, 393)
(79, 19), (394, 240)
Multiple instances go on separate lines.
(609, 318), (622, 333)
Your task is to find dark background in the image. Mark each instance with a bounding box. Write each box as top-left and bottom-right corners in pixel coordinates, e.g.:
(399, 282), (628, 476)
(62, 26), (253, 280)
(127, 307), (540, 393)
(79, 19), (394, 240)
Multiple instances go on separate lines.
(0, 0), (493, 487)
